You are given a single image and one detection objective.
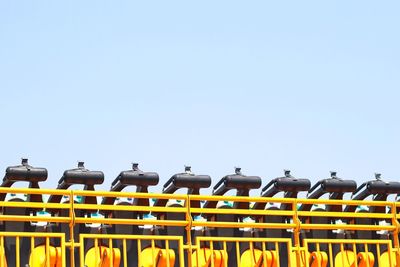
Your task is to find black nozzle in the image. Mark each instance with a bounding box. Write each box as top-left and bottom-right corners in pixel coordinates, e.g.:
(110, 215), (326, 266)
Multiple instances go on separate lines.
(154, 167), (211, 211)
(204, 167), (261, 210)
(162, 166), (211, 194)
(0, 159), (48, 203)
(212, 167), (261, 196)
(110, 163), (159, 189)
(345, 174), (400, 213)
(307, 172), (357, 199)
(3, 158), (48, 184)
(102, 163), (160, 212)
(57, 162), (104, 188)
(352, 173), (400, 201)
(261, 170), (310, 197)
(254, 170), (310, 211)
(48, 162), (104, 214)
(301, 172), (357, 212)
(321, 179), (357, 193)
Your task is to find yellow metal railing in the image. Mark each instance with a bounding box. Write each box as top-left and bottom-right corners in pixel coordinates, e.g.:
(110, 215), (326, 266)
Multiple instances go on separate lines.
(0, 232), (66, 267)
(1, 187), (400, 266)
(79, 234), (184, 267)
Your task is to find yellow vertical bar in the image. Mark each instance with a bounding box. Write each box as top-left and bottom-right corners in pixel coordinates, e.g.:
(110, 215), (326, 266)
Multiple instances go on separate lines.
(179, 238), (184, 267)
(353, 243), (358, 267)
(61, 235), (66, 267)
(364, 243), (370, 267)
(390, 202), (400, 267)
(292, 199), (301, 267)
(151, 239), (156, 265)
(16, 236), (20, 267)
(236, 241), (240, 267)
(328, 243), (334, 267)
(210, 241), (215, 267)
(261, 242), (267, 267)
(123, 239), (127, 267)
(388, 241), (393, 267)
(165, 240), (170, 267)
(79, 235), (85, 267)
(376, 244), (381, 267)
(1, 236), (5, 267)
(95, 238), (99, 267)
(109, 238), (113, 266)
(195, 237), (200, 267)
(249, 242), (254, 266)
(69, 190), (75, 267)
(46, 237), (50, 267)
(137, 239), (142, 267)
(341, 243), (345, 265)
(304, 241), (309, 267)
(185, 194), (193, 267)
(223, 241), (228, 267)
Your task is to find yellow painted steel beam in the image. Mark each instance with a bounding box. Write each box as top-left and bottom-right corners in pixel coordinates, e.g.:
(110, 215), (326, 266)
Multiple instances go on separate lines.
(0, 215), (70, 223)
(74, 217), (188, 226)
(298, 210), (393, 219)
(0, 201), (70, 209)
(73, 203), (187, 213)
(190, 207), (294, 216)
(191, 221), (297, 229)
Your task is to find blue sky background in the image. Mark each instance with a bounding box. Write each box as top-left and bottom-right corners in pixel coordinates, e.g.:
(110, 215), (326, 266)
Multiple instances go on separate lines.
(0, 1), (399, 195)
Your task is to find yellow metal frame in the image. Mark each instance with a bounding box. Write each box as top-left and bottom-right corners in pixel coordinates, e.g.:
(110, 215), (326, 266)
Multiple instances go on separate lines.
(1, 187), (400, 266)
(194, 236), (293, 267)
(0, 232), (66, 267)
(79, 234), (184, 267)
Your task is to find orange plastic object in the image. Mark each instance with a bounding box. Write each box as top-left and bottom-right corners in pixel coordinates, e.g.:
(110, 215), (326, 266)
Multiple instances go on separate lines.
(192, 248), (227, 267)
(289, 251), (327, 267)
(308, 251), (328, 267)
(356, 252), (375, 267)
(240, 249), (277, 267)
(84, 246), (121, 267)
(28, 245), (62, 267)
(140, 247), (176, 267)
(334, 250), (374, 267)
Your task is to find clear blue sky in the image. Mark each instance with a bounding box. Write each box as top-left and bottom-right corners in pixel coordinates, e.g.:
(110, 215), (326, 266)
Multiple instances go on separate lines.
(0, 1), (399, 194)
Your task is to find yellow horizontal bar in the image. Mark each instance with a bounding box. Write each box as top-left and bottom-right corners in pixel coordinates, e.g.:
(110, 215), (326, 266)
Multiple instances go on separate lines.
(0, 187), (70, 195)
(298, 210), (393, 219)
(297, 198), (391, 206)
(304, 238), (392, 245)
(196, 236), (292, 243)
(74, 203), (186, 213)
(189, 195), (294, 203)
(73, 190), (187, 200)
(80, 233), (183, 241)
(0, 231), (65, 238)
(0, 201), (70, 209)
(191, 207), (294, 216)
(191, 221), (296, 229)
(0, 215), (70, 223)
(301, 223), (395, 231)
(74, 217), (188, 226)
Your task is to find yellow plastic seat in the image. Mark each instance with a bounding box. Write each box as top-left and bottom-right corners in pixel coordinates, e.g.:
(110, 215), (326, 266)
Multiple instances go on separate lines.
(28, 245), (62, 267)
(192, 248), (227, 267)
(240, 249), (277, 267)
(0, 246), (7, 267)
(380, 251), (396, 267)
(334, 250), (374, 267)
(84, 246), (121, 267)
(140, 247), (175, 267)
